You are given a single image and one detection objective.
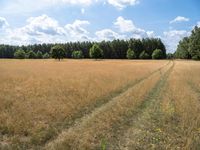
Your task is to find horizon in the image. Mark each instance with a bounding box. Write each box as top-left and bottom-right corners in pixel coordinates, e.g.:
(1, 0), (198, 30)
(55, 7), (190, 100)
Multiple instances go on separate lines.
(0, 0), (199, 53)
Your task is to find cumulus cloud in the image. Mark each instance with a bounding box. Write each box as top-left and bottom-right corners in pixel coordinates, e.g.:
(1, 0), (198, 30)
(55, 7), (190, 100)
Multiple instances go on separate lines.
(107, 0), (139, 9)
(0, 14), (93, 45)
(65, 20), (91, 41)
(95, 29), (124, 41)
(0, 17), (9, 29)
(114, 16), (135, 33)
(114, 16), (156, 39)
(170, 16), (189, 24)
(6, 15), (67, 45)
(23, 14), (65, 36)
(162, 30), (190, 52)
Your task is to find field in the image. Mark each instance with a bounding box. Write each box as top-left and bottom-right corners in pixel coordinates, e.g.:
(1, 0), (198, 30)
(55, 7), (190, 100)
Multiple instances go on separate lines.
(0, 59), (199, 149)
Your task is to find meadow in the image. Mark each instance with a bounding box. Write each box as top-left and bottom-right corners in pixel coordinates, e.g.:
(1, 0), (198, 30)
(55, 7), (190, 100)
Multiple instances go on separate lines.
(0, 59), (199, 150)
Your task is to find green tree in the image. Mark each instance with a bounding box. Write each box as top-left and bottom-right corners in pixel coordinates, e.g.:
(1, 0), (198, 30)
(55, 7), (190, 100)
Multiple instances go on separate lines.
(50, 45), (66, 60)
(71, 51), (84, 59)
(175, 37), (190, 59)
(14, 49), (26, 59)
(43, 53), (50, 59)
(89, 44), (103, 59)
(37, 51), (43, 59)
(152, 49), (163, 59)
(126, 48), (136, 59)
(189, 26), (200, 60)
(27, 50), (37, 59)
(139, 51), (150, 59)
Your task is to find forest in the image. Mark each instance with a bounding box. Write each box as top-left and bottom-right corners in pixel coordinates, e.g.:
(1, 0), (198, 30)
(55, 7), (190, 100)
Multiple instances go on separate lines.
(0, 38), (166, 59)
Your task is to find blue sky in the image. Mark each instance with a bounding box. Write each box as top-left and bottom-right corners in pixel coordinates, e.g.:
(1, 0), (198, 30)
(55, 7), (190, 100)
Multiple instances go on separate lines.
(0, 0), (199, 52)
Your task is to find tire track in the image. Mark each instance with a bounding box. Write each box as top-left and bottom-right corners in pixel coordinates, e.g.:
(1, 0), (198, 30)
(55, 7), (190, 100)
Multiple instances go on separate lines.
(110, 61), (174, 150)
(44, 61), (172, 149)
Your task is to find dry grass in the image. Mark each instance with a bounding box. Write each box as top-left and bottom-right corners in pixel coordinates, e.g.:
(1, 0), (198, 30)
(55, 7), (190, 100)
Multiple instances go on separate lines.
(46, 61), (173, 150)
(161, 61), (200, 149)
(0, 59), (166, 148)
(0, 59), (199, 150)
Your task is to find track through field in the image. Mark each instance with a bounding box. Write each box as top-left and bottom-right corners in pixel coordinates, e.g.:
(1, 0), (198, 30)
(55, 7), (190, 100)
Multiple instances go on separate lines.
(45, 61), (173, 150)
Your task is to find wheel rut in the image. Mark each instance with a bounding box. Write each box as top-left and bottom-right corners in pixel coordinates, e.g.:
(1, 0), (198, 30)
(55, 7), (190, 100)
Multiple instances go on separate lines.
(109, 61), (174, 149)
(44, 61), (172, 149)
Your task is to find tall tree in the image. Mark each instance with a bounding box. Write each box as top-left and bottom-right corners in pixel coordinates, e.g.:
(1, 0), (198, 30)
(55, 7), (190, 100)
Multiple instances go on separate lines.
(175, 37), (190, 59)
(189, 26), (200, 60)
(89, 44), (103, 59)
(50, 45), (66, 60)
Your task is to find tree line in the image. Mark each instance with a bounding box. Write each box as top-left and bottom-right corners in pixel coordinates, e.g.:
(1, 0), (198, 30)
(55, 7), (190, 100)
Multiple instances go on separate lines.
(175, 26), (200, 60)
(0, 38), (166, 59)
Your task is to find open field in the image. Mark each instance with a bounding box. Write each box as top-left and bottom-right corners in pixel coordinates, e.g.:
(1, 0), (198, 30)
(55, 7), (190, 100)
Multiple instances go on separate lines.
(0, 59), (199, 149)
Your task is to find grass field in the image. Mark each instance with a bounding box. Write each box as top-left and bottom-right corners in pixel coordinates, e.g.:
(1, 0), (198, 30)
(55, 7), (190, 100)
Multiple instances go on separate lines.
(0, 59), (199, 149)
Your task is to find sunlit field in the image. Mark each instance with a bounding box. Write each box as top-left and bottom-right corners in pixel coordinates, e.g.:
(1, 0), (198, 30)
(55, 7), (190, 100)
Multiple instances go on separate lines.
(0, 59), (199, 149)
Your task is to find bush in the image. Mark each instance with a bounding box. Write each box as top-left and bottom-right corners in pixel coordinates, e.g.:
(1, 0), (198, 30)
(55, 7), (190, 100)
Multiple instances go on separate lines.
(14, 49), (26, 59)
(192, 55), (200, 60)
(50, 45), (66, 60)
(43, 53), (50, 59)
(27, 50), (37, 59)
(89, 44), (103, 59)
(71, 51), (84, 59)
(139, 51), (150, 59)
(126, 48), (136, 59)
(36, 51), (43, 59)
(152, 49), (163, 59)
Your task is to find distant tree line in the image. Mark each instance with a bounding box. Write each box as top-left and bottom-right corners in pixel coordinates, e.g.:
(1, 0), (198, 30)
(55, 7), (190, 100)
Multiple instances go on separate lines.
(175, 26), (200, 60)
(0, 38), (166, 59)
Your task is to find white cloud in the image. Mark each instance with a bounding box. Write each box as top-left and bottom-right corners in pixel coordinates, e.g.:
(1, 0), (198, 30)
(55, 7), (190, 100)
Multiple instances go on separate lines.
(170, 16), (189, 24)
(24, 14), (65, 36)
(107, 0), (139, 9)
(95, 29), (124, 41)
(65, 20), (91, 41)
(0, 17), (9, 29)
(114, 16), (135, 33)
(162, 30), (190, 52)
(114, 16), (156, 39)
(146, 31), (155, 38)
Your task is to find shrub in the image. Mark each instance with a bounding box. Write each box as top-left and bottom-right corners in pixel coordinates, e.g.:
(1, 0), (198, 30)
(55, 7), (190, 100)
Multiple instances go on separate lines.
(36, 51), (43, 59)
(71, 51), (84, 59)
(152, 49), (163, 59)
(27, 50), (37, 59)
(14, 49), (26, 59)
(139, 51), (150, 59)
(43, 53), (50, 59)
(126, 48), (136, 59)
(89, 44), (103, 59)
(50, 45), (66, 60)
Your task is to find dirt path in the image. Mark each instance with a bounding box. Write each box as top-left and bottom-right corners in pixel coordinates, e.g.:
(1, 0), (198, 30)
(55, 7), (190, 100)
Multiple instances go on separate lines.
(108, 61), (175, 150)
(44, 61), (173, 150)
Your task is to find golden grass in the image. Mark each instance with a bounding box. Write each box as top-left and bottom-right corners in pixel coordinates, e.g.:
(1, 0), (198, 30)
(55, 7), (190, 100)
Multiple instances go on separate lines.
(46, 61), (173, 150)
(1, 59), (199, 149)
(0, 59), (167, 148)
(161, 61), (200, 149)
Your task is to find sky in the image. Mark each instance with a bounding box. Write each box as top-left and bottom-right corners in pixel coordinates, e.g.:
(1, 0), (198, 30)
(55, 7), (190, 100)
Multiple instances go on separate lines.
(0, 0), (199, 52)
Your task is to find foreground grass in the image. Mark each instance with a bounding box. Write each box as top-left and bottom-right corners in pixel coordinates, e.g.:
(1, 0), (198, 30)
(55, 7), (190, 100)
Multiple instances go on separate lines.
(0, 60), (199, 149)
(0, 59), (166, 149)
